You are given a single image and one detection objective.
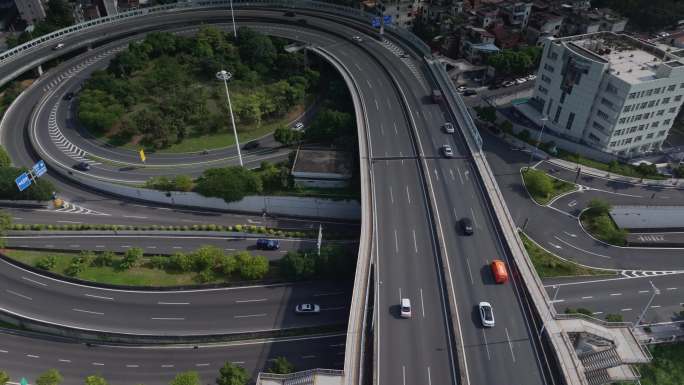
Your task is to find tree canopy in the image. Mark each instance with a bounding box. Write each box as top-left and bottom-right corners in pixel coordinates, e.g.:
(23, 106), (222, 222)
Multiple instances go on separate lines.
(216, 362), (249, 385)
(194, 166), (263, 203)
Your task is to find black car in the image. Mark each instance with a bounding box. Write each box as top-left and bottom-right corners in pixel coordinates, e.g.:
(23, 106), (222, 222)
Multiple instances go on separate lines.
(243, 140), (259, 150)
(459, 217), (474, 235)
(284, 11), (296, 17)
(463, 89), (477, 96)
(256, 238), (280, 250)
(63, 92), (75, 101)
(73, 161), (91, 171)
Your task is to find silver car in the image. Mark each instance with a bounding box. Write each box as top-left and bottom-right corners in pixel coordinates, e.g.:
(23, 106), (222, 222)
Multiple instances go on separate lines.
(443, 122), (455, 134)
(442, 145), (454, 158)
(295, 304), (320, 314)
(479, 302), (495, 327)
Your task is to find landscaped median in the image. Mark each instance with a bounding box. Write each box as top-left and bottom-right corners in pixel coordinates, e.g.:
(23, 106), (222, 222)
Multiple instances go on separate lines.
(521, 168), (577, 205)
(519, 231), (613, 278)
(579, 199), (628, 246)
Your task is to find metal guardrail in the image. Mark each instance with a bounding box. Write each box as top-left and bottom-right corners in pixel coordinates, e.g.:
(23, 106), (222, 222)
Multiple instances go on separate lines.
(257, 368), (344, 382)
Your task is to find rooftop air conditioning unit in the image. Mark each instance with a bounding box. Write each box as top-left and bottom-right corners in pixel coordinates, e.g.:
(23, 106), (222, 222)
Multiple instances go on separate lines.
(630, 54), (634, 57)
(627, 69), (633, 72)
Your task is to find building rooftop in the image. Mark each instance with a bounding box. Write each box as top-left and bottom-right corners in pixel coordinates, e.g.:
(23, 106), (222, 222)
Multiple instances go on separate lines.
(559, 32), (681, 83)
(609, 205), (684, 230)
(291, 149), (353, 178)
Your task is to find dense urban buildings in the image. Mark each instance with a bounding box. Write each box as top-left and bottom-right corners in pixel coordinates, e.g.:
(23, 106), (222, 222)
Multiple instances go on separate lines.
(527, 32), (684, 156)
(15, 0), (46, 25)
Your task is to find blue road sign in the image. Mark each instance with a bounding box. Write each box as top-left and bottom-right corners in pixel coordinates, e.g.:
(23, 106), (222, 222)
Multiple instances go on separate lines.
(20, 378), (28, 385)
(372, 17), (381, 28)
(15, 172), (31, 192)
(32, 159), (47, 178)
(383, 15), (392, 24)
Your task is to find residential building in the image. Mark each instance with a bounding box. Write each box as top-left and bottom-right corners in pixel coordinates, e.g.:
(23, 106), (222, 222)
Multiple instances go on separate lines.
(527, 32), (684, 157)
(560, 7), (628, 36)
(15, 0), (46, 25)
(474, 5), (498, 28)
(99, 0), (118, 16)
(499, 1), (532, 29)
(458, 25), (499, 64)
(526, 11), (563, 45)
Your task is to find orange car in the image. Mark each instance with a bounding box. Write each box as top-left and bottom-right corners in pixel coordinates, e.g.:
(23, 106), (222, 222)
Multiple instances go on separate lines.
(490, 260), (508, 284)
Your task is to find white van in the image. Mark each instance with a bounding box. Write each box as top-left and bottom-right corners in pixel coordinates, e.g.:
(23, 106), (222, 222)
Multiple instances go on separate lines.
(400, 298), (412, 318)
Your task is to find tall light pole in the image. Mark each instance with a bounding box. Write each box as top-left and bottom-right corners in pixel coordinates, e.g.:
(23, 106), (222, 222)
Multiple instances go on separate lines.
(635, 281), (660, 326)
(527, 115), (549, 170)
(229, 0), (237, 38)
(216, 70), (243, 167)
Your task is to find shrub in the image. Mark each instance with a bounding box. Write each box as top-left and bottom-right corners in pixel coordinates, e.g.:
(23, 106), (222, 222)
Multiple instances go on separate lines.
(195, 269), (215, 283)
(605, 313), (624, 322)
(191, 245), (222, 271)
(236, 253), (269, 280)
(169, 252), (193, 272)
(66, 257), (86, 276)
(92, 251), (115, 267)
(35, 256), (57, 270)
(234, 224), (243, 232)
(149, 255), (168, 269)
(215, 254), (237, 275)
(119, 247), (143, 270)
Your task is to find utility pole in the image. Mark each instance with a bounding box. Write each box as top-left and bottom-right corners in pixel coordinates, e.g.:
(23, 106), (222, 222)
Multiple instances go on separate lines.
(216, 70), (243, 167)
(229, 0), (237, 38)
(317, 224), (323, 256)
(527, 115), (548, 170)
(635, 281), (660, 326)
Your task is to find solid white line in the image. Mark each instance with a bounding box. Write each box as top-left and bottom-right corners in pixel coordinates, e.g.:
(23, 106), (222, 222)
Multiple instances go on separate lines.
(412, 229), (418, 253)
(549, 299), (565, 303)
(406, 185), (411, 204)
(21, 276), (47, 286)
(375, 99), (379, 111)
(581, 296), (593, 299)
(505, 327), (516, 362)
(666, 287), (678, 291)
(0, 350), (6, 353)
(389, 186), (394, 204)
(394, 121), (399, 135)
(553, 236), (612, 259)
(639, 290), (650, 294)
(84, 294), (114, 301)
(621, 308), (633, 312)
(235, 299), (267, 303)
(650, 305), (661, 309)
(610, 293), (622, 296)
(195, 363), (210, 367)
(482, 329), (491, 360)
(6, 290), (32, 301)
(92, 362), (104, 366)
(126, 364), (139, 368)
(72, 308), (103, 315)
(151, 317), (185, 320)
(157, 302), (190, 305)
(465, 258), (474, 285)
(26, 354), (39, 358)
(57, 220), (81, 224)
(123, 215), (148, 219)
(402, 365), (406, 385)
(420, 288), (425, 318)
(234, 313), (267, 318)
(427, 366), (432, 385)
(470, 207), (479, 228)
(58, 359), (71, 363)
(394, 229), (399, 253)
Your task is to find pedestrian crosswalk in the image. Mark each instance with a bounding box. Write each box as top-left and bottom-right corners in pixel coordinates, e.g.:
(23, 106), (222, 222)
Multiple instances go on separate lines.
(41, 47), (126, 92)
(55, 201), (109, 216)
(380, 39), (427, 89)
(620, 270), (683, 278)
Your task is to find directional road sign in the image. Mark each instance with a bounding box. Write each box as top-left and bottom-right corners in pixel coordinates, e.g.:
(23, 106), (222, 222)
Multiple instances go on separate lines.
(371, 17), (381, 28)
(20, 378), (28, 385)
(15, 172), (31, 192)
(383, 15), (392, 24)
(32, 160), (47, 178)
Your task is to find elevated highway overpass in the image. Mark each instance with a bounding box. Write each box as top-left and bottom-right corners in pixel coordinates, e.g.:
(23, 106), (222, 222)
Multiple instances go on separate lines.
(0, 2), (650, 385)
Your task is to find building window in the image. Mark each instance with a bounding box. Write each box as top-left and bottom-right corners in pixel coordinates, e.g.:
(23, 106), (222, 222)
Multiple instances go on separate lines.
(634, 114), (642, 121)
(629, 92), (638, 99)
(638, 124), (645, 131)
(606, 83), (618, 94)
(635, 136), (642, 142)
(664, 119), (672, 125)
(597, 110), (610, 121)
(654, 88), (661, 95)
(640, 102), (648, 109)
(601, 98), (614, 109)
(657, 109), (665, 116)
(548, 51), (558, 60)
(680, 83), (684, 88)
(652, 121), (660, 127)
(643, 112), (650, 119)
(676, 95), (683, 102)
(538, 85), (548, 95)
(566, 112), (575, 130)
(663, 97), (670, 104)
(619, 117), (627, 124)
(669, 107), (678, 114)
(657, 130), (666, 137)
(646, 89), (653, 96)
(589, 133), (600, 142)
(541, 75), (551, 83)
(610, 141), (617, 147)
(646, 133), (654, 139)
(553, 105), (562, 123)
(623, 105), (632, 112)
(648, 100), (655, 108)
(668, 85), (676, 92)
(544, 64), (555, 73)
(593, 121), (606, 132)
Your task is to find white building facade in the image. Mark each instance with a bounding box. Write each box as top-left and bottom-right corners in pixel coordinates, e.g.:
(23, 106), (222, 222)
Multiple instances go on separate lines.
(15, 0), (46, 25)
(529, 32), (684, 157)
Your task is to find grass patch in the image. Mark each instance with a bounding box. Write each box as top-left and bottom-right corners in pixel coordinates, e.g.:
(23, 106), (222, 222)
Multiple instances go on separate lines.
(580, 200), (628, 246)
(519, 232), (612, 278)
(522, 169), (576, 205)
(2, 249), (278, 287)
(558, 150), (666, 180)
(635, 343), (684, 385)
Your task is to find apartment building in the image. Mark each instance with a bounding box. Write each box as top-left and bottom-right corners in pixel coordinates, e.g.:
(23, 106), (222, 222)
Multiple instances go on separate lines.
(15, 0), (46, 25)
(529, 32), (684, 157)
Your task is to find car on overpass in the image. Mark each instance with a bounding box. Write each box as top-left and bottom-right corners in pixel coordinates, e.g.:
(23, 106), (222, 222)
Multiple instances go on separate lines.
(479, 302), (495, 327)
(459, 217), (474, 235)
(490, 260), (508, 284)
(443, 122), (455, 134)
(442, 144), (454, 158)
(295, 303), (320, 314)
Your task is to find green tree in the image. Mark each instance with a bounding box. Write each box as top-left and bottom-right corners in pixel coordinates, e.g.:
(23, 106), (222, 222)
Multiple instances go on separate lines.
(274, 127), (302, 145)
(524, 170), (553, 199)
(120, 247), (143, 270)
(170, 252), (194, 272)
(587, 199), (611, 215)
(305, 108), (354, 142)
(474, 106), (497, 123)
(258, 162), (289, 193)
(215, 362), (249, 385)
(269, 356), (294, 374)
(235, 252), (269, 280)
(195, 166), (263, 203)
(84, 375), (108, 385)
(192, 245), (223, 271)
(0, 371), (9, 385)
(280, 251), (316, 280)
(0, 146), (12, 167)
(173, 175), (194, 192)
(0, 210), (10, 248)
(0, 166), (56, 201)
(170, 371), (201, 385)
(36, 369), (63, 385)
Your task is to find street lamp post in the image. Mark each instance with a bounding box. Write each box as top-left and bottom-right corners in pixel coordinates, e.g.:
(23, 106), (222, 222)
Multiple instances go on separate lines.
(229, 0), (237, 38)
(635, 281), (660, 327)
(216, 70), (243, 167)
(527, 115), (549, 170)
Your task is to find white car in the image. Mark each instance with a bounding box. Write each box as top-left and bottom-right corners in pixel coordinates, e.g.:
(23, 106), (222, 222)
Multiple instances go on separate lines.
(295, 304), (320, 314)
(443, 122), (455, 134)
(526, 74), (537, 81)
(515, 77), (527, 85)
(502, 80), (515, 88)
(352, 35), (363, 43)
(294, 122), (304, 131)
(400, 298), (412, 318)
(442, 145), (454, 158)
(479, 302), (495, 327)
(53, 43), (65, 50)
(456, 85), (467, 93)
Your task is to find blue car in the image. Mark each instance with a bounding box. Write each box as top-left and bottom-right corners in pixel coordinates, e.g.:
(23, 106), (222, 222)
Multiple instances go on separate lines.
(256, 238), (280, 250)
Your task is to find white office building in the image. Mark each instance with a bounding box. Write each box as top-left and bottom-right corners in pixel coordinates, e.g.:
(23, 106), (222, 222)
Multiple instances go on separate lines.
(15, 0), (46, 25)
(527, 32), (684, 157)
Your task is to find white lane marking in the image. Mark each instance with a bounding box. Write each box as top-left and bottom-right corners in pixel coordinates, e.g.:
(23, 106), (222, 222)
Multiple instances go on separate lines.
(470, 208), (479, 228)
(449, 169), (455, 181)
(434, 168), (439, 181)
(235, 299), (267, 303)
(427, 366), (432, 385)
(95, 245), (105, 248)
(92, 362), (104, 366)
(126, 364), (139, 368)
(121, 245), (131, 248)
(195, 363), (210, 367)
(26, 354), (39, 358)
(157, 302), (190, 305)
(406, 185), (411, 204)
(412, 229), (418, 253)
(394, 230), (399, 253)
(581, 296), (593, 299)
(172, 246), (182, 249)
(621, 308), (633, 312)
(465, 258), (474, 285)
(72, 308), (104, 315)
(549, 299), (565, 303)
(394, 121), (399, 135)
(402, 365), (406, 385)
(313, 292), (344, 297)
(57, 220), (82, 224)
(234, 313), (267, 318)
(366, 79), (373, 89)
(505, 327), (516, 362)
(161, 364), (174, 368)
(457, 168), (464, 184)
(84, 294), (114, 301)
(419, 288), (425, 318)
(610, 293), (622, 296)
(666, 287), (678, 291)
(151, 317), (185, 320)
(399, 287), (402, 304)
(651, 305), (661, 309)
(58, 359), (71, 363)
(389, 186), (394, 204)
(553, 236), (612, 259)
(639, 290), (650, 294)
(482, 329), (491, 360)
(375, 99), (379, 111)
(6, 290), (32, 301)
(21, 276), (47, 286)
(123, 215), (148, 219)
